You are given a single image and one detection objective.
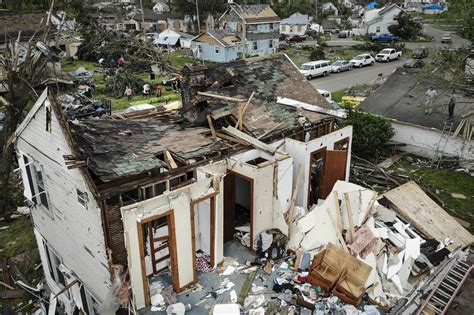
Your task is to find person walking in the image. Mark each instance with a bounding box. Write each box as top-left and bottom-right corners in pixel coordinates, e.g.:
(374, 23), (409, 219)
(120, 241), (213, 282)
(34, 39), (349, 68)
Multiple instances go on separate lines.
(448, 91), (456, 118)
(424, 86), (437, 114)
(143, 83), (150, 99)
(124, 86), (133, 102)
(156, 84), (162, 97)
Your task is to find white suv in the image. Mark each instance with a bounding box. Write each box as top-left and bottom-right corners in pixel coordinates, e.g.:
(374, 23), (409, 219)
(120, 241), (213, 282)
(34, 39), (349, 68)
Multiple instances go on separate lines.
(299, 60), (332, 79)
(350, 54), (375, 67)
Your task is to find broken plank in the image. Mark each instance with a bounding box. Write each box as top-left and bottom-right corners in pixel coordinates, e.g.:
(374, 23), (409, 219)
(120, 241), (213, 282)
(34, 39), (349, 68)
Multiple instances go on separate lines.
(333, 191), (342, 232)
(207, 115), (217, 140)
(326, 208), (349, 252)
(238, 271), (257, 304)
(257, 122), (285, 140)
(287, 165), (303, 227)
(215, 131), (249, 146)
(223, 126), (277, 154)
(197, 91), (244, 103)
(235, 91), (255, 129)
(164, 151), (178, 169)
(344, 193), (355, 244)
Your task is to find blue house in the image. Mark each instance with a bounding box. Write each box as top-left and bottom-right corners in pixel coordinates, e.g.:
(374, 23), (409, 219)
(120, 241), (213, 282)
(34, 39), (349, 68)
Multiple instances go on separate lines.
(218, 3), (280, 58)
(191, 29), (242, 63)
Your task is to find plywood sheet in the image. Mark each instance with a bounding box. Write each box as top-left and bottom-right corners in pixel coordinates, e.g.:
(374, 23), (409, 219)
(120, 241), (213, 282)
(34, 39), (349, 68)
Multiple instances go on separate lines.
(383, 181), (474, 251)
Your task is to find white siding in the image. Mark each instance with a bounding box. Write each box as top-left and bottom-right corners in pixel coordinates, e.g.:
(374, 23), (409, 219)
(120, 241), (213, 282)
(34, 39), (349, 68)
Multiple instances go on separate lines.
(16, 99), (111, 304)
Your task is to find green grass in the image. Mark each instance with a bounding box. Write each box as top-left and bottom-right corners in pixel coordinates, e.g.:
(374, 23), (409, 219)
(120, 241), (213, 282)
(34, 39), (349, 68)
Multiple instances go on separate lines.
(61, 59), (100, 72)
(283, 47), (313, 66)
(332, 89), (349, 103)
(0, 215), (42, 311)
(163, 51), (194, 69)
(110, 93), (181, 111)
(391, 159), (474, 233)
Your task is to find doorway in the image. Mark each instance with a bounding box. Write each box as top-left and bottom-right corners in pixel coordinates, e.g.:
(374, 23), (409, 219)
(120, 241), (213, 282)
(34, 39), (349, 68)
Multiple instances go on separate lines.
(308, 148), (327, 208)
(137, 211), (178, 306)
(191, 194), (216, 282)
(223, 172), (253, 247)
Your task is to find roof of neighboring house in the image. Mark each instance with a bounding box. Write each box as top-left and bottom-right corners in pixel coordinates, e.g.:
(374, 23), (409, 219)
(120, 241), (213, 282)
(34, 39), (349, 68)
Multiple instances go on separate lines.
(280, 12), (309, 25)
(227, 3), (280, 23)
(156, 29), (193, 45)
(181, 53), (331, 136)
(0, 12), (49, 42)
(192, 29), (241, 47)
(425, 4), (444, 10)
(130, 8), (160, 22)
(361, 68), (471, 131)
(362, 4), (403, 25)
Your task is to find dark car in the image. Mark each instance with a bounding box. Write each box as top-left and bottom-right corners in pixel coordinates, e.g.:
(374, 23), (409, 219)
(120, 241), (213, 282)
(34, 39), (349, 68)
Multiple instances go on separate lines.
(403, 59), (424, 68)
(412, 47), (428, 59)
(286, 35), (307, 43)
(338, 31), (348, 38)
(370, 33), (400, 43)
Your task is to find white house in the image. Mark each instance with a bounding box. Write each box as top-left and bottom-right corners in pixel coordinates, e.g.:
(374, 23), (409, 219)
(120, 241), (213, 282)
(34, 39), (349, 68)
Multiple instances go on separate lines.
(353, 4), (404, 35)
(154, 28), (193, 48)
(15, 55), (352, 313)
(280, 12), (309, 36)
(152, 0), (170, 14)
(362, 68), (474, 169)
(322, 2), (340, 16)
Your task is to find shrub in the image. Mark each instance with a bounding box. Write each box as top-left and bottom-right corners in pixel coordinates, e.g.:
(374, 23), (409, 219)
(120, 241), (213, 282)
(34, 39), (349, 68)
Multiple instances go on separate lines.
(340, 109), (395, 159)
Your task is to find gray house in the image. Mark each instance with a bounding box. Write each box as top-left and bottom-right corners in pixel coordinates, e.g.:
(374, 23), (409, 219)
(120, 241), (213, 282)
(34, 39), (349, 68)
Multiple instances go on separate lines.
(219, 3), (280, 58)
(191, 29), (242, 63)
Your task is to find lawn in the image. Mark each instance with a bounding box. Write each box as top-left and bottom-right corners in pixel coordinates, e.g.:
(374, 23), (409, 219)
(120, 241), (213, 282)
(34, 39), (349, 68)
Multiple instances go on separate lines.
(331, 89), (349, 103)
(163, 51), (195, 69)
(391, 159), (474, 233)
(61, 59), (100, 72)
(0, 215), (42, 311)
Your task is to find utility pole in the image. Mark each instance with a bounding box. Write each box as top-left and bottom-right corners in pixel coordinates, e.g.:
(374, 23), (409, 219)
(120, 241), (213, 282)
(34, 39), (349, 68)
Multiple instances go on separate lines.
(196, 0), (201, 34)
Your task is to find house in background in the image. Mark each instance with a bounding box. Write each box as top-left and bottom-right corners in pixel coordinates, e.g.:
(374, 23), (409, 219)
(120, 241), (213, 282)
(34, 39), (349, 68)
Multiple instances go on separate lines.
(361, 68), (474, 169)
(152, 0), (170, 14)
(322, 2), (340, 16)
(280, 12), (309, 36)
(154, 28), (193, 49)
(424, 4), (445, 15)
(219, 3), (280, 57)
(190, 29), (242, 62)
(15, 54), (351, 313)
(120, 8), (161, 32)
(353, 4), (404, 35)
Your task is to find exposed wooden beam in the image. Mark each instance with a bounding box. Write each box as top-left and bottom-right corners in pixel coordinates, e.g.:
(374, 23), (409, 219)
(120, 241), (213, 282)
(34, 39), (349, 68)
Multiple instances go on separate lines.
(235, 91), (255, 130)
(223, 126), (277, 154)
(197, 91), (245, 103)
(207, 115), (217, 140)
(215, 131), (249, 146)
(165, 150), (178, 169)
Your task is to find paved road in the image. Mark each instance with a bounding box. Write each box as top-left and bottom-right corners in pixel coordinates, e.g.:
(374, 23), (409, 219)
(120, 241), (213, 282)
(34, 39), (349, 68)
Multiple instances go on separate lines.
(405, 24), (471, 49)
(309, 59), (405, 92)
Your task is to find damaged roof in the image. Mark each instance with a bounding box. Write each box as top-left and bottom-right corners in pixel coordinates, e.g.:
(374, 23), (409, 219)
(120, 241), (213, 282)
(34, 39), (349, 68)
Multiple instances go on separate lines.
(69, 117), (226, 182)
(182, 54), (331, 137)
(0, 12), (48, 43)
(361, 68), (471, 131)
(229, 4), (280, 23)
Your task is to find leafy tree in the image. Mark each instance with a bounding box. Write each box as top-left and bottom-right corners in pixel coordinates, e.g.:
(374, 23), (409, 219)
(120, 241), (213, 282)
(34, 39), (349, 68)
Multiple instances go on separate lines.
(388, 12), (422, 41)
(172, 0), (227, 15)
(446, 0), (474, 41)
(341, 110), (394, 159)
(310, 46), (326, 61)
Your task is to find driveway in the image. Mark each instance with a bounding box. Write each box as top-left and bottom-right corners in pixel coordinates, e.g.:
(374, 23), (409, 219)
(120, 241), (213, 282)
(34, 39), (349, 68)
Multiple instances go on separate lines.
(309, 58), (405, 92)
(326, 35), (364, 47)
(403, 24), (470, 49)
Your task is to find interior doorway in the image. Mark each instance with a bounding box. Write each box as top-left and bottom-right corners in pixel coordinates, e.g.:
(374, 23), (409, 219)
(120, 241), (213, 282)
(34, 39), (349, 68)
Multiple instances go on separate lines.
(308, 148), (327, 208)
(223, 172), (253, 247)
(137, 211), (178, 306)
(191, 194), (216, 282)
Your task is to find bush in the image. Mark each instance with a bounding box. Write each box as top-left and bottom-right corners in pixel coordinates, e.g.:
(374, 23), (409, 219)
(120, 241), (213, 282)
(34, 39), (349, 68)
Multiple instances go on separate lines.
(103, 70), (145, 98)
(310, 46), (326, 60)
(388, 12), (422, 41)
(355, 42), (405, 53)
(341, 109), (395, 159)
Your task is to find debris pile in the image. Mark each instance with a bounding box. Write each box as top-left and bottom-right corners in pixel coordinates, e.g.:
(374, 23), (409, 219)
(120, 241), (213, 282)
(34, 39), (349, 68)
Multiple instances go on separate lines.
(58, 94), (111, 119)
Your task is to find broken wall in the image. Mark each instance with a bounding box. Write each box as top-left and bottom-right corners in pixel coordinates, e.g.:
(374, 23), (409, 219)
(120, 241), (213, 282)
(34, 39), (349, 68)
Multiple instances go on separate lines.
(283, 126), (353, 209)
(122, 177), (217, 310)
(15, 91), (111, 305)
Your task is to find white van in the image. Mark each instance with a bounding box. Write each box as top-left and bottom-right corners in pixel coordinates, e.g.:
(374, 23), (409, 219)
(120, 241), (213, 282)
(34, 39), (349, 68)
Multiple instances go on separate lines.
(299, 60), (332, 80)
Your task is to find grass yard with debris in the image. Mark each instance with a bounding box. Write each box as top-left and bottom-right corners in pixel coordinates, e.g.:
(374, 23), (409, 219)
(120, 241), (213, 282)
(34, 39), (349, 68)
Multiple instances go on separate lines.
(391, 159), (474, 233)
(0, 215), (42, 311)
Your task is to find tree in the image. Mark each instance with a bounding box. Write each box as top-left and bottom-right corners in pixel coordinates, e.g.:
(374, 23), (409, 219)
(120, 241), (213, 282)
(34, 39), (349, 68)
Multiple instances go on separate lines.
(340, 110), (394, 159)
(388, 12), (422, 41)
(0, 31), (51, 221)
(172, 0), (227, 16)
(446, 0), (474, 41)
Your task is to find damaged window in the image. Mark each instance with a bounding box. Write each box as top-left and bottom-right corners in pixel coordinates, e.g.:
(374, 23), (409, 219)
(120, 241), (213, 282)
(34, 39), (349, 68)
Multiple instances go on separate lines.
(121, 188), (140, 206)
(215, 46), (220, 54)
(77, 189), (88, 208)
(142, 181), (167, 199)
(253, 41), (258, 50)
(43, 241), (66, 287)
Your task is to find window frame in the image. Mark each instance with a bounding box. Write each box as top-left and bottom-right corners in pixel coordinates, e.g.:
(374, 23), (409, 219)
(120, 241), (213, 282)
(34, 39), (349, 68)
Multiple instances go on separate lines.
(77, 188), (88, 208)
(269, 39), (273, 48)
(214, 46), (220, 54)
(253, 41), (258, 50)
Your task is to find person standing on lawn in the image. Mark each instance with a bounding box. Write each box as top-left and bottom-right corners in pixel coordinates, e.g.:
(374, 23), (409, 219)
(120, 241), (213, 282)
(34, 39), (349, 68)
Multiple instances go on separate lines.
(124, 86), (133, 102)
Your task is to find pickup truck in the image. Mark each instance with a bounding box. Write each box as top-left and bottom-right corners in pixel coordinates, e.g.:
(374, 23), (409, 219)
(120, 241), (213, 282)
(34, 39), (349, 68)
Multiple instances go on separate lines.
(375, 48), (402, 62)
(370, 33), (400, 43)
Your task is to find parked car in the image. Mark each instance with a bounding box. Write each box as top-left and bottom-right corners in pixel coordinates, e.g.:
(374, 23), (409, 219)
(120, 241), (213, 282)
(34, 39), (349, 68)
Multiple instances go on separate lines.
(375, 48), (402, 62)
(412, 47), (428, 59)
(331, 60), (352, 72)
(403, 59), (424, 68)
(299, 60), (332, 79)
(317, 89), (332, 102)
(441, 33), (452, 44)
(350, 54), (375, 67)
(370, 33), (400, 43)
(338, 31), (348, 38)
(286, 35), (307, 43)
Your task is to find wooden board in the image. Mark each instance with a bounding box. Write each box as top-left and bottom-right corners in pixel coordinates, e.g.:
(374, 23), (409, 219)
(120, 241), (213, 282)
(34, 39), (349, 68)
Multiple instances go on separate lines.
(383, 181), (474, 251)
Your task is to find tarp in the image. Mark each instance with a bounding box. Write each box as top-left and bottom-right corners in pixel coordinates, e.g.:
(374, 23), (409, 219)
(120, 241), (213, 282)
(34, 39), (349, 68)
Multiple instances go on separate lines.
(366, 2), (377, 10)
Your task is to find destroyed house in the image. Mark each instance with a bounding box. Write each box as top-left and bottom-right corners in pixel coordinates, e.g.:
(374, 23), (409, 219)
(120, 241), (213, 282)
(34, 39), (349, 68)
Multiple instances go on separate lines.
(14, 54), (353, 312)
